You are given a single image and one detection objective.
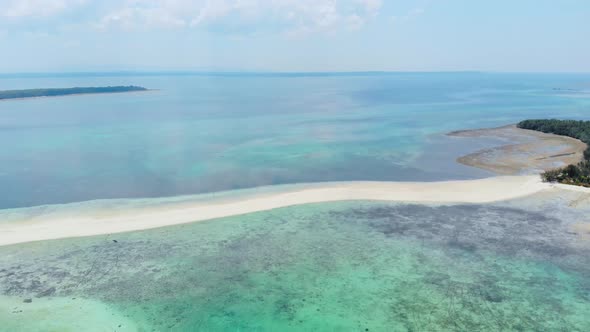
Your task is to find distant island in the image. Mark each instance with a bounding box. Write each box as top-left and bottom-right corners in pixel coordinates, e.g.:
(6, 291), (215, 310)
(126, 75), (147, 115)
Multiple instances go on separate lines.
(0, 86), (148, 100)
(518, 119), (590, 187)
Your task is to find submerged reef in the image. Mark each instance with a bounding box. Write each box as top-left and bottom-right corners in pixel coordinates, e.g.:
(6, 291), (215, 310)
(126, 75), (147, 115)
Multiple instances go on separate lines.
(1, 196), (589, 331)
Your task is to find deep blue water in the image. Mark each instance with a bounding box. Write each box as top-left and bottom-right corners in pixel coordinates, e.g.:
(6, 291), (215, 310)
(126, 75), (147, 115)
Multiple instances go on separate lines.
(0, 72), (589, 209)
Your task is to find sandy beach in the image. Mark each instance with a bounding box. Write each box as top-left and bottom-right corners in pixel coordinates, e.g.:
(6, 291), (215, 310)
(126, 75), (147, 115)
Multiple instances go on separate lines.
(0, 175), (550, 246)
(1, 124), (589, 247)
(3, 123), (590, 247)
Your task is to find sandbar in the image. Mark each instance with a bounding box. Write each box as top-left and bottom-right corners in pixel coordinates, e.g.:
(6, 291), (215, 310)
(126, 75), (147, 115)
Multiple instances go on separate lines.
(0, 175), (548, 246)
(3, 123), (589, 247)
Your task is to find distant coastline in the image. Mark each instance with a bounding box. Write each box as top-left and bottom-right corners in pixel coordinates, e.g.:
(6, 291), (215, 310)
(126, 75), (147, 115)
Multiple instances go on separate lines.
(0, 86), (148, 101)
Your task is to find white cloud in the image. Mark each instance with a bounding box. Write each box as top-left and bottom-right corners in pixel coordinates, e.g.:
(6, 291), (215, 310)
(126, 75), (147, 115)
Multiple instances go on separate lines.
(97, 0), (383, 34)
(357, 0), (382, 16)
(98, 6), (188, 30)
(391, 6), (425, 24)
(0, 0), (383, 35)
(1, 0), (86, 18)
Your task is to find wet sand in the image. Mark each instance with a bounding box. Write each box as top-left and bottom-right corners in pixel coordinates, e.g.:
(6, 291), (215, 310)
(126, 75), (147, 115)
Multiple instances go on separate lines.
(449, 125), (587, 175)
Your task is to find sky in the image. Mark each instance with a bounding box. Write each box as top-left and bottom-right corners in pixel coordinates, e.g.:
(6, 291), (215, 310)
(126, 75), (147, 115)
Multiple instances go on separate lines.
(0, 0), (589, 73)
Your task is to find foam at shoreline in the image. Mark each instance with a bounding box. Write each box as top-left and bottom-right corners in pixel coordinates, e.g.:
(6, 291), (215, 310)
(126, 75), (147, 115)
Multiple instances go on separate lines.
(0, 175), (549, 246)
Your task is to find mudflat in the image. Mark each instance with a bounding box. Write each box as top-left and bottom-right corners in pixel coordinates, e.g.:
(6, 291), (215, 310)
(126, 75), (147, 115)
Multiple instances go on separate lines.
(449, 125), (587, 175)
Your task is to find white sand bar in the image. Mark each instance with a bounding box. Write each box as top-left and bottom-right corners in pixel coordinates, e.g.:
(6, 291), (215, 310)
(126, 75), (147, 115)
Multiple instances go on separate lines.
(0, 176), (549, 246)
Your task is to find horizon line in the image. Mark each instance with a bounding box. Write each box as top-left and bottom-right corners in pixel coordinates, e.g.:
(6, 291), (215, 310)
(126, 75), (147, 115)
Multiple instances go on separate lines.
(1, 70), (589, 78)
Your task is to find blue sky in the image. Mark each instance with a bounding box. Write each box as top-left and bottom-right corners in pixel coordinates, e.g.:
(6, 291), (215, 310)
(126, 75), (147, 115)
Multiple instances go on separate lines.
(0, 0), (589, 72)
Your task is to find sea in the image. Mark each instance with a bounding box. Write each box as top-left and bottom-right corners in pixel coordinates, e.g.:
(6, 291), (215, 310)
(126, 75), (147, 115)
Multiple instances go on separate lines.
(0, 72), (589, 331)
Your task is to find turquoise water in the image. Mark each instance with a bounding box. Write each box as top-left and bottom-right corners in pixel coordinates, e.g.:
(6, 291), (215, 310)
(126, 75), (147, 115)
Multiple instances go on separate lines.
(0, 72), (589, 208)
(1, 72), (590, 331)
(1, 201), (589, 331)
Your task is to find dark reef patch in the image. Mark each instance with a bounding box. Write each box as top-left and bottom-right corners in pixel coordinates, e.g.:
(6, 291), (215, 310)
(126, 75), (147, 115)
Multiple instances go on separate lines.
(0, 202), (589, 331)
(331, 204), (581, 262)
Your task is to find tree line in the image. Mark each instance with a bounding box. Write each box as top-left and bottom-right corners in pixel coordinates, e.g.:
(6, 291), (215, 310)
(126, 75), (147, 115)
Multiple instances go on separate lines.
(0, 86), (147, 100)
(518, 119), (590, 186)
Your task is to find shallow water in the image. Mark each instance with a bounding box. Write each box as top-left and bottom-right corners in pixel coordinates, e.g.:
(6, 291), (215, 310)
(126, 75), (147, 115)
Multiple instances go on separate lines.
(1, 72), (590, 208)
(2, 200), (589, 331)
(2, 72), (590, 331)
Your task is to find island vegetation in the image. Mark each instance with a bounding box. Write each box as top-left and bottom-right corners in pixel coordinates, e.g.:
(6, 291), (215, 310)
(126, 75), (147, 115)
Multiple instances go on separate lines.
(518, 119), (590, 186)
(0, 86), (147, 100)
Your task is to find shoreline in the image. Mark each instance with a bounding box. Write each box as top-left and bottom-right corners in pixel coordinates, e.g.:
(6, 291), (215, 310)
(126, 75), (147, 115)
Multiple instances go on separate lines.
(1, 123), (589, 247)
(0, 176), (549, 247)
(0, 89), (157, 102)
(449, 124), (587, 175)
